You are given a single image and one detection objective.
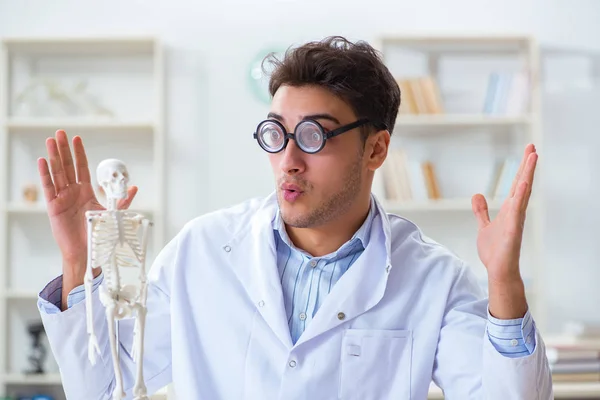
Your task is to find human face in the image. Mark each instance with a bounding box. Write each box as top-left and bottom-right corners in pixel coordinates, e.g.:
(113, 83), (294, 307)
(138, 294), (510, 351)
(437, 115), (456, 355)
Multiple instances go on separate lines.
(267, 85), (369, 229)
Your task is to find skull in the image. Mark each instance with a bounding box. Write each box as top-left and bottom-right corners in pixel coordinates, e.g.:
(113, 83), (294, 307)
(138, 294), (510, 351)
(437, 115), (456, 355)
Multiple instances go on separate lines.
(96, 159), (129, 200)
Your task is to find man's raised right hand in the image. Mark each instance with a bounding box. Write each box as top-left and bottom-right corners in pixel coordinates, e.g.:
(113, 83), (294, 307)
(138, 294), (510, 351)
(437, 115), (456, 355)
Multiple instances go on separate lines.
(38, 130), (138, 309)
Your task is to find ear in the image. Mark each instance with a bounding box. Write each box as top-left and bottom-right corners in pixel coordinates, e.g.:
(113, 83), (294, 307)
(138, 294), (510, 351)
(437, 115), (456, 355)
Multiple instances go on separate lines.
(365, 130), (390, 172)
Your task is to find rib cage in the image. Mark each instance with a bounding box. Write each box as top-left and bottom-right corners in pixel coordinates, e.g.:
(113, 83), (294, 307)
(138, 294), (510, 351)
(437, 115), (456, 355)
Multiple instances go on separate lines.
(90, 211), (146, 270)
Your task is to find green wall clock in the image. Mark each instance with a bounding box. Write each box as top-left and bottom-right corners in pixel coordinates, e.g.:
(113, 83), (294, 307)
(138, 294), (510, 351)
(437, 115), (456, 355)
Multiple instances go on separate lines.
(248, 47), (287, 105)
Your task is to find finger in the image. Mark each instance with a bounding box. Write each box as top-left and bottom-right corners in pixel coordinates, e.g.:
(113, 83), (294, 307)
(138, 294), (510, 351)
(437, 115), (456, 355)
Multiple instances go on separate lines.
(509, 144), (535, 198)
(510, 180), (528, 233)
(37, 158), (56, 202)
(512, 180), (528, 212)
(471, 193), (491, 230)
(56, 130), (76, 184)
(117, 186), (138, 210)
(73, 136), (91, 183)
(521, 152), (538, 211)
(46, 137), (68, 192)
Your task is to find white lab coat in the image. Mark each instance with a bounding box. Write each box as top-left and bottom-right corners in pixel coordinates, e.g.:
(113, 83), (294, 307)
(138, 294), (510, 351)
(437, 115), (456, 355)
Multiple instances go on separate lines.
(39, 192), (553, 399)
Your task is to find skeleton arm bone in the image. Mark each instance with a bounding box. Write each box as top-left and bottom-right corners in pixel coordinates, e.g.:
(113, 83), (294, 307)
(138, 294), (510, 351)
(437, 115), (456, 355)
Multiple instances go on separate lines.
(131, 217), (152, 398)
(138, 218), (151, 303)
(122, 214), (151, 264)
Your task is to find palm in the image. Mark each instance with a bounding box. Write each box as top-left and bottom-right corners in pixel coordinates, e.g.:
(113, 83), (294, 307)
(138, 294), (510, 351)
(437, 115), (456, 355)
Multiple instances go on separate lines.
(47, 181), (99, 216)
(471, 144), (538, 283)
(475, 199), (523, 281)
(39, 131), (137, 264)
(46, 182), (101, 259)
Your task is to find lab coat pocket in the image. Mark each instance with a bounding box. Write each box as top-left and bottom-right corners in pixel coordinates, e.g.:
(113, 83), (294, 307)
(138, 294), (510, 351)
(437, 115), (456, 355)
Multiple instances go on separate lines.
(339, 329), (412, 400)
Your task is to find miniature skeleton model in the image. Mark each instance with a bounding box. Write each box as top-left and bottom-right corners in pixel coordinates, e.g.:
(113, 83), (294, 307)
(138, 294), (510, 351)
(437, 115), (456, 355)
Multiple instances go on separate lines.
(85, 159), (152, 400)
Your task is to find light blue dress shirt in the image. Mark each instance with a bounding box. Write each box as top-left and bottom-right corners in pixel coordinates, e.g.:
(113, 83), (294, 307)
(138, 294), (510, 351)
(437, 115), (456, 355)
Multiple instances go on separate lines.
(39, 197), (536, 357)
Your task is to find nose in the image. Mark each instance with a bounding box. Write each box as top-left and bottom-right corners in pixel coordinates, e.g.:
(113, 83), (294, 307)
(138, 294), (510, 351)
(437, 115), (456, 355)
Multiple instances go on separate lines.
(279, 139), (306, 175)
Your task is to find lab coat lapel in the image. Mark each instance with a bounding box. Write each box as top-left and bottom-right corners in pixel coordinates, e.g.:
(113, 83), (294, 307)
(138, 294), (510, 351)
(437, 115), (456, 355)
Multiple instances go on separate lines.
(295, 196), (393, 347)
(227, 194), (293, 349)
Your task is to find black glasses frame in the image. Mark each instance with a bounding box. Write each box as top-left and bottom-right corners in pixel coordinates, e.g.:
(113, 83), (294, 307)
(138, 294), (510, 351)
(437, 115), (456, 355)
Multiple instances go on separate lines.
(253, 118), (382, 154)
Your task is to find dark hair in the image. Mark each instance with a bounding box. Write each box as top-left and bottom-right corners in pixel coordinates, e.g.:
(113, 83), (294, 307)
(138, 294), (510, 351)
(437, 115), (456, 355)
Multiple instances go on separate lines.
(264, 36), (401, 139)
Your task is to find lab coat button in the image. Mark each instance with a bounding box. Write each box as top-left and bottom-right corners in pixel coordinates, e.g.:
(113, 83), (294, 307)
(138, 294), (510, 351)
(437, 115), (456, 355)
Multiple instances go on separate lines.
(288, 360), (297, 368)
(386, 264), (391, 273)
(258, 300), (265, 308)
(337, 312), (346, 320)
(223, 245), (231, 252)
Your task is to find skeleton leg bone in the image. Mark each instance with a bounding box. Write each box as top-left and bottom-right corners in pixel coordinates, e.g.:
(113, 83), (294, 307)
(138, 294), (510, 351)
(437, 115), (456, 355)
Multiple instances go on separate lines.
(106, 302), (126, 400)
(132, 303), (148, 400)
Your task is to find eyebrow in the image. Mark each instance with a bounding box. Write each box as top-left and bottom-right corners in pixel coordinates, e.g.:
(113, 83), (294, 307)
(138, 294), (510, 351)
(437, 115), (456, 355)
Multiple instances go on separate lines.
(267, 112), (340, 125)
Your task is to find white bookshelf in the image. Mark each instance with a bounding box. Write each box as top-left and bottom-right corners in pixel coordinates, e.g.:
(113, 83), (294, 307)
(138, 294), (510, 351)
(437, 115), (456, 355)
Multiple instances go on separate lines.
(0, 36), (166, 400)
(3, 373), (62, 385)
(7, 117), (156, 131)
(373, 34), (546, 332)
(384, 197), (504, 212)
(395, 114), (531, 128)
(4, 201), (156, 215)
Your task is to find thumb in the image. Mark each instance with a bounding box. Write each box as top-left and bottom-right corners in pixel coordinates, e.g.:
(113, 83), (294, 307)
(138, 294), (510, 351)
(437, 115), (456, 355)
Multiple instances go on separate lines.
(471, 193), (490, 230)
(117, 186), (138, 210)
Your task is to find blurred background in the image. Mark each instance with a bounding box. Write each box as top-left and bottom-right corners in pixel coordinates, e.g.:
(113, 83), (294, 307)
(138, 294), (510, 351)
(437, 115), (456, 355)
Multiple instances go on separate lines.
(0, 0), (599, 399)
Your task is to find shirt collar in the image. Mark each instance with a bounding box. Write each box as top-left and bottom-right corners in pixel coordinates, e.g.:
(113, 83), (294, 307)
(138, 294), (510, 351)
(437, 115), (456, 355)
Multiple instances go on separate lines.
(273, 195), (378, 258)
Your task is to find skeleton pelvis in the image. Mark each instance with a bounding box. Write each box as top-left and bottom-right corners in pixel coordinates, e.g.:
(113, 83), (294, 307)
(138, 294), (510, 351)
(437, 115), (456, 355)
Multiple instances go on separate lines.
(99, 284), (140, 319)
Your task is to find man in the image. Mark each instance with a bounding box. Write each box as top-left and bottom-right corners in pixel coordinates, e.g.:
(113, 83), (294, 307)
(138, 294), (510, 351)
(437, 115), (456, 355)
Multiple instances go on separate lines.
(37, 36), (553, 399)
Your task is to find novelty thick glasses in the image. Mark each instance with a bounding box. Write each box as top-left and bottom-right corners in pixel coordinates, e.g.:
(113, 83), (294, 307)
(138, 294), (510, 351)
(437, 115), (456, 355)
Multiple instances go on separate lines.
(253, 118), (374, 154)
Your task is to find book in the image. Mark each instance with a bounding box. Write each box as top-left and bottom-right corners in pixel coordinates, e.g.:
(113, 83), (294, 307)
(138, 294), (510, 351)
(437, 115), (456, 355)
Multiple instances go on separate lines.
(486, 157), (519, 200)
(552, 372), (600, 382)
(482, 71), (530, 116)
(422, 161), (441, 200)
(547, 348), (600, 364)
(550, 360), (600, 374)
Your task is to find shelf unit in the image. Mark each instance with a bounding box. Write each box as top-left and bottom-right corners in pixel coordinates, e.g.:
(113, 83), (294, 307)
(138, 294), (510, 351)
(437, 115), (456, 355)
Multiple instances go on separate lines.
(373, 34), (546, 328)
(372, 34), (600, 400)
(0, 36), (166, 400)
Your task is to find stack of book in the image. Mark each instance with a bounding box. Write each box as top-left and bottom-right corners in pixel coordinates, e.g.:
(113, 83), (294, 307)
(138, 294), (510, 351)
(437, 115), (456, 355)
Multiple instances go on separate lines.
(546, 324), (600, 383)
(381, 148), (441, 202)
(395, 72), (530, 116)
(547, 345), (600, 383)
(396, 76), (444, 115)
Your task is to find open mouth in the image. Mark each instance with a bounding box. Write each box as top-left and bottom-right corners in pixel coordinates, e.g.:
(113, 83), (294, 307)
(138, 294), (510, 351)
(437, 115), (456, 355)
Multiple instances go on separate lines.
(282, 188), (303, 202)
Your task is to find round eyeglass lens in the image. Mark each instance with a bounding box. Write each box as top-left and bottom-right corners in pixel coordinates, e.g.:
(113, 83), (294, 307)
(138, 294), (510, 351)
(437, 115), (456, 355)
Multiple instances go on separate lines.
(296, 121), (324, 152)
(258, 122), (285, 151)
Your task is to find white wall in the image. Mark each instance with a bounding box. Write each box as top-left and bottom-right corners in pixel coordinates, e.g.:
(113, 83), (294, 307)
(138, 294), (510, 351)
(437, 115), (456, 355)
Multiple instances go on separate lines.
(1, 0), (599, 333)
